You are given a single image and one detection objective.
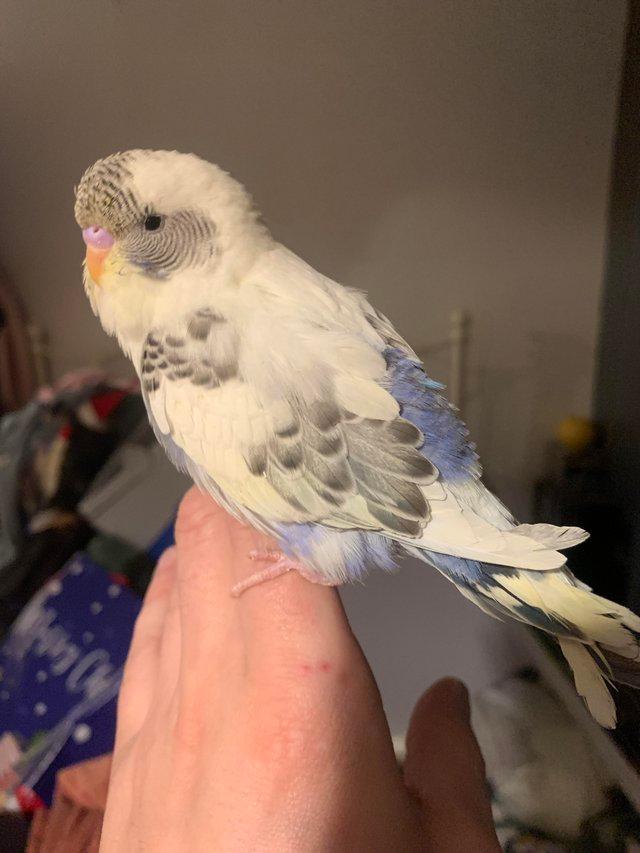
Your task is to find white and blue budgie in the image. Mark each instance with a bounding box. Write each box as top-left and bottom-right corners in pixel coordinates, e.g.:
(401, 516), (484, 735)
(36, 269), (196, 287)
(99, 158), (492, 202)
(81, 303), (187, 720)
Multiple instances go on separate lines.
(74, 149), (640, 727)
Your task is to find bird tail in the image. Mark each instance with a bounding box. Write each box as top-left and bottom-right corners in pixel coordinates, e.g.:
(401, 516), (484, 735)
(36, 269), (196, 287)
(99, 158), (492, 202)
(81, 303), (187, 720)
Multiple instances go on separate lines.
(418, 549), (640, 728)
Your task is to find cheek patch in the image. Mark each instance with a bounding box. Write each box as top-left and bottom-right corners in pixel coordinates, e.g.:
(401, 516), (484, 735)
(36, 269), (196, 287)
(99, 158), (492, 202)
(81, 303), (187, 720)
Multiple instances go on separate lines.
(123, 209), (216, 277)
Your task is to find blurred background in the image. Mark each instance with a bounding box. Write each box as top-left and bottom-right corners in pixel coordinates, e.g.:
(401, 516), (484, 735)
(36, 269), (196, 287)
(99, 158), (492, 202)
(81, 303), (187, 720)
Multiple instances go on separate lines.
(1, 1), (640, 849)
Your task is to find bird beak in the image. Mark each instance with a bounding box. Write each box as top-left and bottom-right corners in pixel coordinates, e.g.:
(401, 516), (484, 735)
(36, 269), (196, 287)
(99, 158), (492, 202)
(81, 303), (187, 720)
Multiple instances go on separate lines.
(86, 247), (110, 283)
(82, 226), (115, 284)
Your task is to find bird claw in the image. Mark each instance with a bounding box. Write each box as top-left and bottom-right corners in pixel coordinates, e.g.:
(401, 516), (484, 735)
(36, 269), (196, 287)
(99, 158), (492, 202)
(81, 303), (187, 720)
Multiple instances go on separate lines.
(231, 550), (335, 596)
(231, 557), (294, 597)
(248, 549), (282, 563)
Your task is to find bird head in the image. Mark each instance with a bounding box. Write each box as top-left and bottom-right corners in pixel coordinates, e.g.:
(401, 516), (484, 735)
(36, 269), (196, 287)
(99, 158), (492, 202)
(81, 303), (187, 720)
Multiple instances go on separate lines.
(74, 149), (269, 349)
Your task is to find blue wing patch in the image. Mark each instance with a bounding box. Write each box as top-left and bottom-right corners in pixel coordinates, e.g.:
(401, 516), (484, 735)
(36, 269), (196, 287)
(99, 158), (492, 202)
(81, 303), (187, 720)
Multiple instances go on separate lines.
(386, 347), (479, 481)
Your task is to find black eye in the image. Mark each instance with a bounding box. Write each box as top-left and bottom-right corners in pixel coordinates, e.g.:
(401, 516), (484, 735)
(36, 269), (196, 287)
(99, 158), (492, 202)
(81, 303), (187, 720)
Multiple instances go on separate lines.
(144, 214), (162, 231)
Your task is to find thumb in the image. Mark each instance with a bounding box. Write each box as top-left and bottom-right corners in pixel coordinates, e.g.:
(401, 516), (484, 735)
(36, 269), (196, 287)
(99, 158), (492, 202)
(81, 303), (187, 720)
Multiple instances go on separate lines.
(403, 678), (500, 853)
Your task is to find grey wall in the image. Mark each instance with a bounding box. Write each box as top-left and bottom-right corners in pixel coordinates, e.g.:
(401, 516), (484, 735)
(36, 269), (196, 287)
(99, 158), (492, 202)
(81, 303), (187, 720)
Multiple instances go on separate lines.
(0, 0), (626, 514)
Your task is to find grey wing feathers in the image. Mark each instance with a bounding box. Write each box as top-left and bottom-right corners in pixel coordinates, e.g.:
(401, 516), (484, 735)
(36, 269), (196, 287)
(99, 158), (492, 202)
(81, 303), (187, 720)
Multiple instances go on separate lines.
(140, 305), (439, 538)
(252, 400), (437, 536)
(141, 309), (239, 394)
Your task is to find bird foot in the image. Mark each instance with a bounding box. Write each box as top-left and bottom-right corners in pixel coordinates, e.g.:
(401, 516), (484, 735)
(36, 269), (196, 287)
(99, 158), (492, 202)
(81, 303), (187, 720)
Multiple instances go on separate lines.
(230, 550), (334, 597)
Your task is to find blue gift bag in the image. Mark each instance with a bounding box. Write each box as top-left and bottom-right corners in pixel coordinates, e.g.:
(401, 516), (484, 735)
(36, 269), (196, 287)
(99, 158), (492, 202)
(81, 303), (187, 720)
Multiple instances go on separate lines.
(0, 553), (141, 804)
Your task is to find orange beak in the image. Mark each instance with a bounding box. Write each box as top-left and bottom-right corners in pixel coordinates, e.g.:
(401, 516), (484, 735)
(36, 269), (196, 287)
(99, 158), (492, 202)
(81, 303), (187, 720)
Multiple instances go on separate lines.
(85, 246), (111, 284)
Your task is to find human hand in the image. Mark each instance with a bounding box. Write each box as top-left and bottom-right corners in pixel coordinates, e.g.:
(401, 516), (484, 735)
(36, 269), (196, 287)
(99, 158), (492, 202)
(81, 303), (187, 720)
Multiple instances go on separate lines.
(100, 487), (499, 852)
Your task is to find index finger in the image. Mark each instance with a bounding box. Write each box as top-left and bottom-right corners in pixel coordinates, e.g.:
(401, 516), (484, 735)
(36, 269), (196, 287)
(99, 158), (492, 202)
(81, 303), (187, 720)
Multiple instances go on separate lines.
(174, 488), (361, 676)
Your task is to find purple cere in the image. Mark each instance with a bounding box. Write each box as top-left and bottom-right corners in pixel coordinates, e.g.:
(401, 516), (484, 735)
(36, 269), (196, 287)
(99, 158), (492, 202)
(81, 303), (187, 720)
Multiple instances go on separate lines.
(82, 226), (115, 251)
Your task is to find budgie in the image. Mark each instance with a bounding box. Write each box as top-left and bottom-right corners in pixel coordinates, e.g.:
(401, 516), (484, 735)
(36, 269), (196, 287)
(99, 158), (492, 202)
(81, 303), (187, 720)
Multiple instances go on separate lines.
(74, 149), (640, 728)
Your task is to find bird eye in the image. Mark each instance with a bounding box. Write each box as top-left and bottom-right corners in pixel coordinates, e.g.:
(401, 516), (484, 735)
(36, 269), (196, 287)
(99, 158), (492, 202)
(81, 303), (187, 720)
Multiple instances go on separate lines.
(144, 214), (162, 231)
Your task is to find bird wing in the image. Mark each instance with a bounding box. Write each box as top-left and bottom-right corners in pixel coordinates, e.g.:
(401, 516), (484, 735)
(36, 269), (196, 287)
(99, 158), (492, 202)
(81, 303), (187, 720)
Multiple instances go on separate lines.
(139, 301), (439, 535)
(140, 245), (584, 570)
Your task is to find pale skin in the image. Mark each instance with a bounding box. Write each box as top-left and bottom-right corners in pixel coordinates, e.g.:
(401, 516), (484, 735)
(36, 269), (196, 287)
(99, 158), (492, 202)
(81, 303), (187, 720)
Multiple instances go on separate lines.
(100, 487), (500, 852)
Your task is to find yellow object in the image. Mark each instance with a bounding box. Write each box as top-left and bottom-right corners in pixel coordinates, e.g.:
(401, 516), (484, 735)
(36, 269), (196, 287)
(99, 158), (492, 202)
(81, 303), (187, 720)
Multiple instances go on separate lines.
(556, 416), (596, 453)
(85, 246), (111, 283)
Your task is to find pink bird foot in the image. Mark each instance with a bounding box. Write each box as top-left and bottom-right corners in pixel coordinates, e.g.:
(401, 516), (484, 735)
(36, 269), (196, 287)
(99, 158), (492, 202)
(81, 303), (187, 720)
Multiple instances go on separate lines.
(231, 549), (336, 597)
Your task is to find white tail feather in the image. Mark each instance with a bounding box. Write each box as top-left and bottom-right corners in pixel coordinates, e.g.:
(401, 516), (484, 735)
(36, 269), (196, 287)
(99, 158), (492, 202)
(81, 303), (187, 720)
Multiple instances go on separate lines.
(513, 523), (589, 550)
(558, 638), (617, 728)
(428, 549), (640, 728)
